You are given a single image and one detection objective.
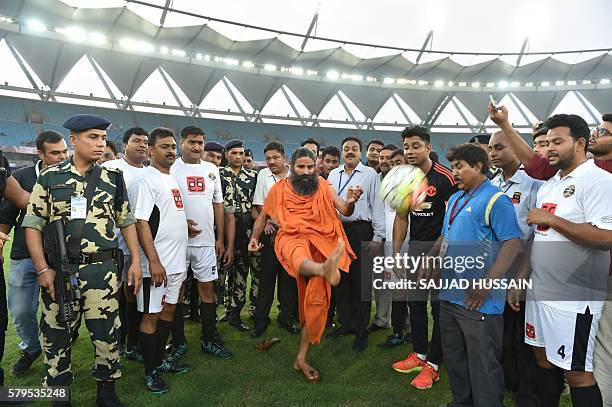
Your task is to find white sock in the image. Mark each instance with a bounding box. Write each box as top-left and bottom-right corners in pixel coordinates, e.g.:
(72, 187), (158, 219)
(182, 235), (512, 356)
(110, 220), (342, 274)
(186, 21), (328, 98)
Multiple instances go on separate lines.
(427, 361), (439, 371)
(416, 353), (426, 361)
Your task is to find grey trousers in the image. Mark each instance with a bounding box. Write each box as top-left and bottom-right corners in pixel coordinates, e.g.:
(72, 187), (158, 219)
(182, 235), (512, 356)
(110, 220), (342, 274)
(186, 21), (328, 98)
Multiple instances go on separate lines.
(594, 276), (612, 407)
(440, 301), (505, 407)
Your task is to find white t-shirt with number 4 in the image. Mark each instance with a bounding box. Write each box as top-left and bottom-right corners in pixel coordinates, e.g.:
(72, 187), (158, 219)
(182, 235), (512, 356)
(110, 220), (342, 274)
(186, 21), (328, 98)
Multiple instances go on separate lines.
(132, 165), (188, 276)
(530, 160), (612, 313)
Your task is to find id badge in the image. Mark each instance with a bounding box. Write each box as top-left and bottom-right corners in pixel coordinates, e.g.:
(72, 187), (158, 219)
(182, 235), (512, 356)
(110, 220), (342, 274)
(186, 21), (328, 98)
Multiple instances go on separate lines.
(70, 196), (87, 220)
(439, 238), (449, 258)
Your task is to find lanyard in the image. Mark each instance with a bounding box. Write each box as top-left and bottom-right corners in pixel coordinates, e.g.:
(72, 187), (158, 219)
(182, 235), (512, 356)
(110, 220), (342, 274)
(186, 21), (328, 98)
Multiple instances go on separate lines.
(448, 181), (486, 226)
(338, 169), (357, 194)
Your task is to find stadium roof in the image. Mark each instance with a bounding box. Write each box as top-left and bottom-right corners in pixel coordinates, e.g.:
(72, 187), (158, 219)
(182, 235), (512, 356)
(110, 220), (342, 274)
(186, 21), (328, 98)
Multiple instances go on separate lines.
(0, 0), (610, 130)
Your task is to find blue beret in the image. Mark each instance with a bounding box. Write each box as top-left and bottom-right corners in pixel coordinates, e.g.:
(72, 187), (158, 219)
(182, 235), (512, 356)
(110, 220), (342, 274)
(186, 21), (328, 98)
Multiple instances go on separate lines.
(224, 139), (244, 150)
(63, 114), (111, 132)
(205, 141), (224, 153)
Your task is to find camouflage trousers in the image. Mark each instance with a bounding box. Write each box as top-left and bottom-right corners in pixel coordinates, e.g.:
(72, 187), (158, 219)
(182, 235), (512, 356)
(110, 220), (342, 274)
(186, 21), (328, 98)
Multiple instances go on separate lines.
(223, 240), (260, 316)
(40, 260), (121, 386)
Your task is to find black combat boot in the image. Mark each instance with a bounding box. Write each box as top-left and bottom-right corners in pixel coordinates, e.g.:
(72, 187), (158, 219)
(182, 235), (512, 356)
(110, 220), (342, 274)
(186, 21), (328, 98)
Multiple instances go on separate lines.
(95, 380), (125, 407)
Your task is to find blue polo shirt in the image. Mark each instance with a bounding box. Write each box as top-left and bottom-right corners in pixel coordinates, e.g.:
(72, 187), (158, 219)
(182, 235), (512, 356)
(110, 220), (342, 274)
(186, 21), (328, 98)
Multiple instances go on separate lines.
(439, 179), (521, 314)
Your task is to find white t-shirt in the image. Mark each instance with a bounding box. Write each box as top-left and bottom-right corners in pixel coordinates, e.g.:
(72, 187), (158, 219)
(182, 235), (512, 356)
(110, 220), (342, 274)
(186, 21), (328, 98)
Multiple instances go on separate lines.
(170, 158), (223, 247)
(132, 165), (188, 276)
(102, 158), (145, 254)
(530, 160), (612, 313)
(253, 167), (289, 206)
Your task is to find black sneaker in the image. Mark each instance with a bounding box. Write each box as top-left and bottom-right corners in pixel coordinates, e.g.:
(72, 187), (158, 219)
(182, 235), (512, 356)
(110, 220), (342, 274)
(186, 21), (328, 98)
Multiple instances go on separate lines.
(167, 343), (188, 362)
(229, 318), (250, 332)
(145, 371), (168, 394)
(212, 332), (224, 346)
(201, 341), (233, 359)
(10, 350), (41, 377)
(157, 359), (190, 374)
(124, 348), (144, 363)
(377, 333), (405, 349)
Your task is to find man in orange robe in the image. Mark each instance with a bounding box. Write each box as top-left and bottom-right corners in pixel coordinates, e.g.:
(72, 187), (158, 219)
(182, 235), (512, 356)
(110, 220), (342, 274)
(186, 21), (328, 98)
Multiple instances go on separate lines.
(248, 147), (362, 383)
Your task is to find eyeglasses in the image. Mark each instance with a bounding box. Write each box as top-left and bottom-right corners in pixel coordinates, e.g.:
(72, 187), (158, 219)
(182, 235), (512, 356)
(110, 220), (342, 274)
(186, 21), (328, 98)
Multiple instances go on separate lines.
(593, 127), (612, 137)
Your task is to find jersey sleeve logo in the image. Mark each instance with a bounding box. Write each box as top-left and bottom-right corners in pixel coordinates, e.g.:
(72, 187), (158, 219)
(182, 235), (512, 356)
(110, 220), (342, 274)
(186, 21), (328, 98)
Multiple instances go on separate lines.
(537, 202), (557, 231)
(563, 184), (575, 198)
(171, 188), (184, 208)
(186, 176), (205, 193)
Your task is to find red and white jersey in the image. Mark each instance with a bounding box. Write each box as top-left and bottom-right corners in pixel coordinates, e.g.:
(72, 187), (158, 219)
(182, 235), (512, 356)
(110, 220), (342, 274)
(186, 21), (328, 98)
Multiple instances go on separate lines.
(132, 165), (188, 276)
(170, 158), (223, 247)
(530, 160), (612, 313)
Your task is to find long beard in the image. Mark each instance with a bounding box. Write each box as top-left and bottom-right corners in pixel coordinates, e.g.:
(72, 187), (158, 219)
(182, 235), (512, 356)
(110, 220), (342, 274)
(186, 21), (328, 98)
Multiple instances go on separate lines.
(290, 173), (319, 196)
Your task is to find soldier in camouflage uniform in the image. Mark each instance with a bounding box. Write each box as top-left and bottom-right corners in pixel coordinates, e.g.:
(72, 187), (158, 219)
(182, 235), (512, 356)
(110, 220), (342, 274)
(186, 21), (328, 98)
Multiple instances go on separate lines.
(219, 139), (258, 331)
(22, 115), (142, 407)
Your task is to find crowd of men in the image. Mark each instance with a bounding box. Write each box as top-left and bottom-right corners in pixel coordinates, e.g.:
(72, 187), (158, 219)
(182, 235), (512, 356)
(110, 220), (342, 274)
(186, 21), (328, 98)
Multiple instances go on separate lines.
(0, 102), (610, 407)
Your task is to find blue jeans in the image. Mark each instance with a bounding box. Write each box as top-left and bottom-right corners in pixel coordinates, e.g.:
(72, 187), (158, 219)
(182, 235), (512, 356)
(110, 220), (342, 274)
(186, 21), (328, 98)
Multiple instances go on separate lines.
(8, 258), (41, 354)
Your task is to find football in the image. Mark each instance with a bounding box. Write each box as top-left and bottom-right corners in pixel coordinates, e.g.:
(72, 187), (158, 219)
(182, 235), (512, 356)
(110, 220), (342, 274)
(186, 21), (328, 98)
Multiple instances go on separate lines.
(380, 164), (428, 212)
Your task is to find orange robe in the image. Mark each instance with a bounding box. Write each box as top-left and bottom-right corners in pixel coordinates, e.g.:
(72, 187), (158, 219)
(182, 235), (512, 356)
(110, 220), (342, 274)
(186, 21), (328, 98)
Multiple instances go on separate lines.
(263, 177), (355, 344)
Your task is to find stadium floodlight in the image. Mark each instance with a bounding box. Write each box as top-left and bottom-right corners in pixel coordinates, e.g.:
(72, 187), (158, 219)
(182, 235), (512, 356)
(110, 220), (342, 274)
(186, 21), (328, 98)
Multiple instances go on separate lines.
(600, 78), (610, 85)
(458, 81), (467, 87)
(204, 54), (211, 61)
(120, 39), (154, 53)
(525, 82), (534, 87)
(498, 81), (509, 88)
(581, 80), (591, 85)
(65, 26), (86, 41)
(366, 76), (377, 82)
(26, 19), (46, 32)
(290, 67), (304, 75)
(510, 81), (520, 88)
(195, 53), (203, 60)
(306, 69), (318, 76)
(555, 80), (565, 86)
(418, 80), (428, 86)
(223, 58), (238, 66)
(89, 32), (107, 45)
(242, 61), (254, 68)
(264, 64), (277, 71)
(434, 80), (444, 87)
(172, 49), (186, 57)
(350, 74), (363, 81)
(384, 77), (396, 84)
(541, 81), (551, 86)
(567, 80), (577, 86)
(326, 70), (339, 80)
(471, 82), (480, 88)
(397, 78), (408, 85)
(54, 27), (65, 34)
(486, 82), (495, 88)
(160, 46), (169, 54)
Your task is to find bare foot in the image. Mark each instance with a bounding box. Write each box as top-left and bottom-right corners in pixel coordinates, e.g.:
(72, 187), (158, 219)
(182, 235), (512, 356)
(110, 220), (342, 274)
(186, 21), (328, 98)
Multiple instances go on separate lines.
(322, 239), (344, 286)
(293, 358), (321, 384)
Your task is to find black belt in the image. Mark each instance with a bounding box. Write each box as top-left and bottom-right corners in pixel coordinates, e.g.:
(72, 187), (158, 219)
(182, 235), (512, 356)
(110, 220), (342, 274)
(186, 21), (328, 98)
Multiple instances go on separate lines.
(74, 250), (116, 265)
(342, 220), (370, 225)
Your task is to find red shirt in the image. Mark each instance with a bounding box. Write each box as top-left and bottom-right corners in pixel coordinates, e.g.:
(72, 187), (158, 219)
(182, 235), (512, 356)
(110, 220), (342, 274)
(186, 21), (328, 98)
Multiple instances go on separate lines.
(524, 154), (612, 180)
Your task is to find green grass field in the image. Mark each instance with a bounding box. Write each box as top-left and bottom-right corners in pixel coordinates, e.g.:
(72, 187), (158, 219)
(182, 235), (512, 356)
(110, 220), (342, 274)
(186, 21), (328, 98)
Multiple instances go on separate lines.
(1, 237), (571, 406)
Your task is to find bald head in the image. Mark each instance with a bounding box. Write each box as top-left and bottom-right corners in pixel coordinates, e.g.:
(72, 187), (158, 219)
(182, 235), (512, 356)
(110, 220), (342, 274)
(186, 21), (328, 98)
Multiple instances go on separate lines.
(489, 130), (519, 171)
